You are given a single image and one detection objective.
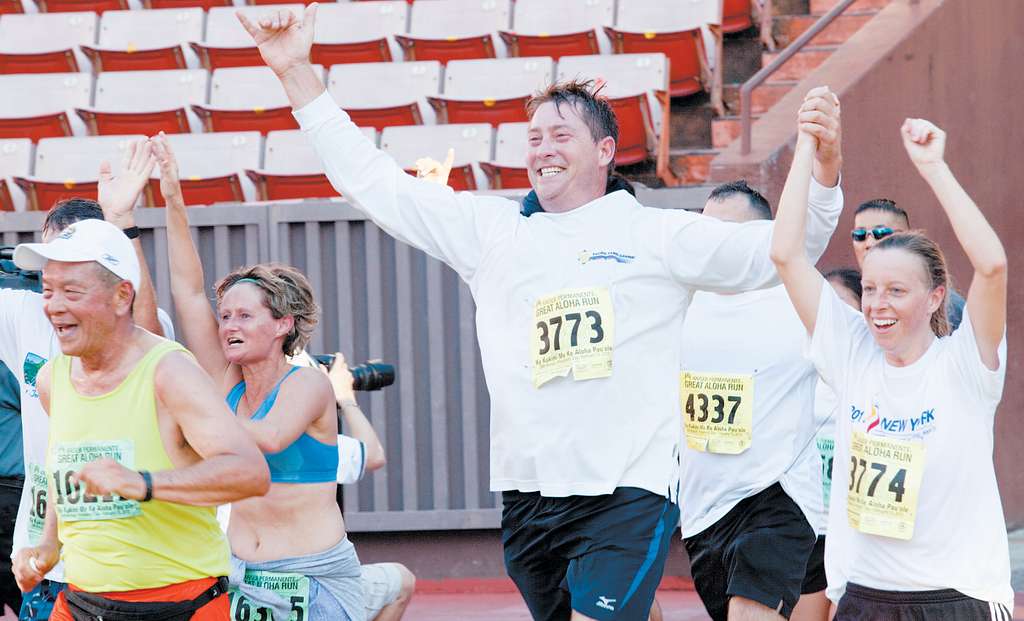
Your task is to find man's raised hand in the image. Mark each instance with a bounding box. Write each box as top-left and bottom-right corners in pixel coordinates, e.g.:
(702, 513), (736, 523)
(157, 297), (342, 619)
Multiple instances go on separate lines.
(97, 138), (156, 229)
(797, 86), (841, 166)
(237, 3), (318, 77)
(901, 118), (946, 169)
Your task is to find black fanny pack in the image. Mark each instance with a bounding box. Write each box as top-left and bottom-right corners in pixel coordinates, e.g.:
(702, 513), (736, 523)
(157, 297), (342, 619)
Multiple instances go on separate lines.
(63, 576), (229, 621)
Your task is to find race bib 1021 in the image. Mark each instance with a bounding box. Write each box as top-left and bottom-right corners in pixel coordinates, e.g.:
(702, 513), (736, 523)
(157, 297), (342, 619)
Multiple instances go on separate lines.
(52, 440), (140, 522)
(680, 372), (754, 454)
(846, 431), (925, 540)
(532, 287), (614, 388)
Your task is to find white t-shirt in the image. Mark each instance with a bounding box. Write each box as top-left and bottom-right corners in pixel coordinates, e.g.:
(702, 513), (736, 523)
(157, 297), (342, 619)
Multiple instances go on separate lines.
(295, 91), (843, 499)
(810, 284), (1012, 609)
(678, 285), (825, 537)
(0, 290), (175, 581)
(0, 289), (63, 581)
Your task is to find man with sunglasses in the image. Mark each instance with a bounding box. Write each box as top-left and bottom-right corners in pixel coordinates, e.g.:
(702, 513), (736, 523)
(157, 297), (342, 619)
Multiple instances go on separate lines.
(850, 199), (963, 329)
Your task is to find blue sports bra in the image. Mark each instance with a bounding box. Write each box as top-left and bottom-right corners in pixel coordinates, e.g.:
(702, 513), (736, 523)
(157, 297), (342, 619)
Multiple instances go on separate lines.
(226, 366), (339, 484)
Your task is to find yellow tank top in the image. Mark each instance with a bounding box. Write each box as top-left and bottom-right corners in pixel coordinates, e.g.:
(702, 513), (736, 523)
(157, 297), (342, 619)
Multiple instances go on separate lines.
(48, 339), (230, 592)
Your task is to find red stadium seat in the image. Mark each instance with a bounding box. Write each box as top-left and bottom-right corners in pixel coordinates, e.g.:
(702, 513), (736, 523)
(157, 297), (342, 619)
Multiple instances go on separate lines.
(246, 171), (337, 201)
(35, 0), (127, 13)
(80, 46), (187, 72)
(479, 163), (529, 189)
(0, 113), (73, 142)
(0, 12), (95, 73)
(428, 57), (551, 126)
(0, 0), (24, 14)
(722, 0), (754, 33)
(16, 134), (142, 210)
(480, 121), (529, 189)
(380, 123), (493, 192)
(145, 131), (261, 205)
(76, 108), (191, 136)
(245, 127), (372, 201)
(191, 105), (297, 133)
(327, 60), (441, 128)
(0, 179), (14, 211)
(605, 94), (655, 165)
(0, 138), (31, 210)
(394, 34), (496, 65)
(0, 50), (79, 74)
(144, 174), (244, 206)
(192, 65), (309, 134)
(311, 39), (392, 66)
(14, 177), (97, 211)
(603, 27), (707, 97)
(346, 104), (423, 132)
(189, 43), (263, 70)
(144, 0), (230, 9)
(498, 30), (599, 61)
(427, 96), (529, 127)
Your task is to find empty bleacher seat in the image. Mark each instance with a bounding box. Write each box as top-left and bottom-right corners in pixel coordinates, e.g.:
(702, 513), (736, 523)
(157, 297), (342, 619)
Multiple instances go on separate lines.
(147, 131), (261, 206)
(557, 53), (669, 165)
(193, 4), (303, 70)
(35, 0), (127, 15)
(722, 0), (754, 33)
(479, 121), (528, 189)
(501, 0), (613, 59)
(380, 123), (493, 192)
(144, 0), (230, 10)
(193, 65), (322, 134)
(245, 127), (376, 201)
(14, 134), (142, 211)
(76, 69), (207, 135)
(396, 0), (510, 65)
(81, 8), (203, 71)
(0, 11), (97, 73)
(312, 1), (407, 66)
(0, 138), (32, 211)
(0, 73), (91, 141)
(606, 0), (717, 97)
(327, 61), (442, 129)
(428, 56), (552, 126)
(0, 0), (24, 14)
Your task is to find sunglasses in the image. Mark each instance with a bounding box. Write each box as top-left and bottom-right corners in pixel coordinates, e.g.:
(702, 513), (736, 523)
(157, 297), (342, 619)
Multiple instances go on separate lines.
(851, 226), (894, 242)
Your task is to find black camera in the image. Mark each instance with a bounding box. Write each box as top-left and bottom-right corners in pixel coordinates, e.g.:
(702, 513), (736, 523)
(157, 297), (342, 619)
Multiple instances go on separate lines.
(313, 354), (396, 392)
(0, 246), (41, 293)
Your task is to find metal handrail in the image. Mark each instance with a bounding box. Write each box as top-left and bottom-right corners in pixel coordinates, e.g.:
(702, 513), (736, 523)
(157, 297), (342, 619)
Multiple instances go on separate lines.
(739, 0), (858, 155)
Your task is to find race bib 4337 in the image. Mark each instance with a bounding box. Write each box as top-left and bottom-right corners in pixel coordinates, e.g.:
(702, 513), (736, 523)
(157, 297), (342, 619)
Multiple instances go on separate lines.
(680, 372), (753, 454)
(532, 287), (614, 388)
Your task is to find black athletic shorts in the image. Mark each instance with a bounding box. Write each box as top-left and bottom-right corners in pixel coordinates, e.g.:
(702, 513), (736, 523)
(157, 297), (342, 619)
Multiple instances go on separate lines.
(836, 582), (1013, 621)
(502, 486), (679, 621)
(801, 535), (827, 594)
(684, 482), (816, 621)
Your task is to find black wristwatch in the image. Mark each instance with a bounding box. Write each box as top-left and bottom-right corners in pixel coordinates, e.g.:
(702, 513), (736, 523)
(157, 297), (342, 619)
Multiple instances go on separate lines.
(139, 470), (153, 502)
(122, 226), (141, 240)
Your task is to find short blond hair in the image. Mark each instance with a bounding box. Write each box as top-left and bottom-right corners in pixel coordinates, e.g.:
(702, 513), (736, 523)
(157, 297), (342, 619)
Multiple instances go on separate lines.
(215, 263), (320, 356)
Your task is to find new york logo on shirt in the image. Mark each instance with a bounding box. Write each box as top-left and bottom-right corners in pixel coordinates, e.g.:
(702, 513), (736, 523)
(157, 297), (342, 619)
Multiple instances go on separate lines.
(850, 401), (937, 437)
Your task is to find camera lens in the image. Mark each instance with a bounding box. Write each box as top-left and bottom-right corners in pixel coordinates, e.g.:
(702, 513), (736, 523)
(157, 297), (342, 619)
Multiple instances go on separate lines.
(350, 362), (396, 391)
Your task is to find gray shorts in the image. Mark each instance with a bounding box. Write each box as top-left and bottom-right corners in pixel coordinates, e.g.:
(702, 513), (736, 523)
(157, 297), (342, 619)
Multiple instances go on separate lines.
(361, 563), (404, 620)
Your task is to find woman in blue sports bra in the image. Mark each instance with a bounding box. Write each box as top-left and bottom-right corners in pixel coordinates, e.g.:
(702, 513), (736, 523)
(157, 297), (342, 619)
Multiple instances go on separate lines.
(155, 135), (365, 621)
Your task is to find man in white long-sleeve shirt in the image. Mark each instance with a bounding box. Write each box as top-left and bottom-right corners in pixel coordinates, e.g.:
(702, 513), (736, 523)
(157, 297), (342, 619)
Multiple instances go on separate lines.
(238, 7), (843, 619)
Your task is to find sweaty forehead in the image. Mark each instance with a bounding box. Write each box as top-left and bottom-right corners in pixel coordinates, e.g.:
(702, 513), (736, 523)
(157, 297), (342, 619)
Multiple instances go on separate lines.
(862, 247), (929, 285)
(529, 100), (586, 131)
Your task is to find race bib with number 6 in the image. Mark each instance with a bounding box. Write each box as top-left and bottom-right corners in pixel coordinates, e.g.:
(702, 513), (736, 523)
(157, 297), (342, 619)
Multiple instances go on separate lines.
(532, 287), (614, 388)
(52, 440), (140, 522)
(846, 431), (925, 540)
(230, 571), (310, 621)
(27, 463), (48, 544)
(680, 372), (754, 454)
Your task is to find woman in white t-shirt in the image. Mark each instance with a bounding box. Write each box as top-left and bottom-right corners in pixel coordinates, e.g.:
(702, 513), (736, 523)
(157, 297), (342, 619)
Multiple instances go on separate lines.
(770, 115), (1011, 620)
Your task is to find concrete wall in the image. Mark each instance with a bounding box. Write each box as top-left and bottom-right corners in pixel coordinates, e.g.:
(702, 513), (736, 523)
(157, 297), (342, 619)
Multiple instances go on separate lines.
(712, 0), (1024, 524)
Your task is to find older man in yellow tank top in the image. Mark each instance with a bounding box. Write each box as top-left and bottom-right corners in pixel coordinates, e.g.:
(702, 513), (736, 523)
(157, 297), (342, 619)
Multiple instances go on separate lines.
(10, 218), (270, 620)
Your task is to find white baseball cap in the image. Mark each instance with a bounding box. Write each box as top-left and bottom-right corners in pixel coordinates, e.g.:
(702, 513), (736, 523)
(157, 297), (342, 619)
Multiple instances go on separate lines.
(14, 219), (140, 291)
